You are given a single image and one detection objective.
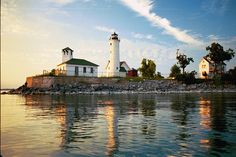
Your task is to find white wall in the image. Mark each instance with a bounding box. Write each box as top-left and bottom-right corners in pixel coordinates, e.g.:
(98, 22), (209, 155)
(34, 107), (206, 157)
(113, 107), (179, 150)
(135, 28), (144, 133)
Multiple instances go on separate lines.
(199, 59), (216, 78)
(199, 59), (209, 78)
(107, 35), (120, 77)
(121, 62), (130, 71)
(57, 64), (98, 77)
(62, 49), (73, 62)
(119, 72), (126, 77)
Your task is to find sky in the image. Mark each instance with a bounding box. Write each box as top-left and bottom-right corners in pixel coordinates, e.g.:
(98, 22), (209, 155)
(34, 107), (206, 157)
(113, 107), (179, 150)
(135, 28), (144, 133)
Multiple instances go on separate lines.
(1, 0), (236, 88)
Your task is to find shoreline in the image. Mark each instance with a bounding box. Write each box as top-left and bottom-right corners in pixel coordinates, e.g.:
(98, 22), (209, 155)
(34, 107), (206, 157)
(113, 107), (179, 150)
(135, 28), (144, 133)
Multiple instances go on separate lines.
(3, 88), (236, 95)
(2, 91), (236, 95)
(3, 79), (236, 95)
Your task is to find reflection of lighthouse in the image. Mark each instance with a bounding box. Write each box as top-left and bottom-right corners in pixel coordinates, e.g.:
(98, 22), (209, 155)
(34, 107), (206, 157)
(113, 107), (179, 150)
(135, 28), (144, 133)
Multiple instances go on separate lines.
(104, 104), (118, 156)
(106, 32), (120, 77)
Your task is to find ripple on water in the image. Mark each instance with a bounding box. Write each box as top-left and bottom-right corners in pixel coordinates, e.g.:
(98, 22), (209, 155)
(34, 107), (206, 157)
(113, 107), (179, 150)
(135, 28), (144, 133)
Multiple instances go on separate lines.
(1, 93), (236, 157)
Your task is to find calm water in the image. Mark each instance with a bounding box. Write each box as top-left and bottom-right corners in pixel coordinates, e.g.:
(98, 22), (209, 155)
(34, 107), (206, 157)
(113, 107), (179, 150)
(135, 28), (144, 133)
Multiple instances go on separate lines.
(1, 93), (236, 157)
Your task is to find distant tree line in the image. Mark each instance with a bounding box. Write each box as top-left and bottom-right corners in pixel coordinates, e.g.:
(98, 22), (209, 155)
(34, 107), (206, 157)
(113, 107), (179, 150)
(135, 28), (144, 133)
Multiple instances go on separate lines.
(138, 58), (164, 79)
(138, 42), (235, 85)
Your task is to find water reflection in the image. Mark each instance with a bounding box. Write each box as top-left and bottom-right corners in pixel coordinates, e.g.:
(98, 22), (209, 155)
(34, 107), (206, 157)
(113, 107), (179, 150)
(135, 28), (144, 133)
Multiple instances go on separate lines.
(170, 94), (197, 156)
(24, 95), (99, 153)
(199, 96), (211, 130)
(200, 94), (231, 156)
(199, 93), (236, 156)
(104, 104), (118, 156)
(210, 94), (228, 132)
(2, 93), (236, 157)
(140, 99), (156, 137)
(199, 96), (211, 149)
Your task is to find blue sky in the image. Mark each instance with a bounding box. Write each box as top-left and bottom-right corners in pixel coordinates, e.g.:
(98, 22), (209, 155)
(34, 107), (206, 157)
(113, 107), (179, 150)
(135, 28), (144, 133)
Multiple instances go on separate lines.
(1, 0), (236, 88)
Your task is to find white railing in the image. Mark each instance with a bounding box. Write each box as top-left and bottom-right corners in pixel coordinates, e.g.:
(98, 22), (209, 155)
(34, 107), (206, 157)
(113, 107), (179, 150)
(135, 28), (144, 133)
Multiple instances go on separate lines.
(56, 69), (98, 77)
(42, 70), (207, 79)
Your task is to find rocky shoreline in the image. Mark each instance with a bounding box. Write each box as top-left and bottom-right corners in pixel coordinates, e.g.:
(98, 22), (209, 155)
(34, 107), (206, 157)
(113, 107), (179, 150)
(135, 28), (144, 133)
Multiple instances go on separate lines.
(4, 80), (236, 95)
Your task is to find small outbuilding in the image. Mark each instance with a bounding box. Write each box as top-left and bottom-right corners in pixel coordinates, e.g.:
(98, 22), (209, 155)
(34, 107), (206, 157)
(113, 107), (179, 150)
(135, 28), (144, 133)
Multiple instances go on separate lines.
(128, 68), (138, 77)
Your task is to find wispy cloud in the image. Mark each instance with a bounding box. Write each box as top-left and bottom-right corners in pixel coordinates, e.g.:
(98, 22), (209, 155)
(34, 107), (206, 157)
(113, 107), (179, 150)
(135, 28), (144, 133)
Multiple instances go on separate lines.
(47, 0), (94, 5)
(202, 0), (229, 15)
(120, 0), (203, 46)
(132, 32), (153, 40)
(95, 26), (116, 33)
(48, 0), (75, 5)
(46, 8), (70, 16)
(208, 34), (220, 42)
(120, 38), (181, 76)
(81, 0), (94, 2)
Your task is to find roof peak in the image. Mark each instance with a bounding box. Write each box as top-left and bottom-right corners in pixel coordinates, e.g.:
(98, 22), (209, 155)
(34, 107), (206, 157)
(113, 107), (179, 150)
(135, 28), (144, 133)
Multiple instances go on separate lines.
(58, 58), (98, 67)
(110, 32), (119, 40)
(63, 47), (73, 50)
(112, 32), (118, 35)
(202, 56), (225, 64)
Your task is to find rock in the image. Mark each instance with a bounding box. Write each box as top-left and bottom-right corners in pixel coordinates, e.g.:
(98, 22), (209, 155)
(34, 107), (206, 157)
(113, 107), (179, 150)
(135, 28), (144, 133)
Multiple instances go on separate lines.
(8, 79), (236, 95)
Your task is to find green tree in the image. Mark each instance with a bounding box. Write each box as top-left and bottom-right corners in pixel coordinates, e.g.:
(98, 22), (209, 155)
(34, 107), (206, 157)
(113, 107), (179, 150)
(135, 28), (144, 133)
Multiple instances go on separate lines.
(49, 69), (56, 76)
(138, 58), (156, 78)
(222, 67), (236, 84)
(169, 64), (181, 78)
(155, 72), (164, 79)
(206, 42), (235, 75)
(176, 71), (197, 84)
(176, 53), (194, 74)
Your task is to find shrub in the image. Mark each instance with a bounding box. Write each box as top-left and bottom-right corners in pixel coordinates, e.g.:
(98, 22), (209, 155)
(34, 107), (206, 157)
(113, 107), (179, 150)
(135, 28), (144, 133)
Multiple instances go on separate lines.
(49, 69), (56, 76)
(169, 64), (181, 78)
(176, 71), (196, 84)
(222, 67), (236, 84)
(155, 72), (164, 79)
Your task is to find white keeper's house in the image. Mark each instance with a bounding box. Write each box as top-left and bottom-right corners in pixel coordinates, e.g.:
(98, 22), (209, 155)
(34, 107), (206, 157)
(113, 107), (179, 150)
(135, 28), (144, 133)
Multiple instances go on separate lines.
(199, 56), (225, 79)
(56, 47), (99, 77)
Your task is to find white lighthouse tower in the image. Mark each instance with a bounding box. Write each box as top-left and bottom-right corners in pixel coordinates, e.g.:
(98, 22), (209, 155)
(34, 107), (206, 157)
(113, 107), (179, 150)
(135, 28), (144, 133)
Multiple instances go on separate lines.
(106, 32), (120, 77)
(62, 47), (73, 62)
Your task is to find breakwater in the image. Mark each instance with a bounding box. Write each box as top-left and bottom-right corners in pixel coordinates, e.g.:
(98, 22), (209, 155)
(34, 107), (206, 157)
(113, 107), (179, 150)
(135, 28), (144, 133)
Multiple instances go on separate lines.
(6, 76), (236, 94)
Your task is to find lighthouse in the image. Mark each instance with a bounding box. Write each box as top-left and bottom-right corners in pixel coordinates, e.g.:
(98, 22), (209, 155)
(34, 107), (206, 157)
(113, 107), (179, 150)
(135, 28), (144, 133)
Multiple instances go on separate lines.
(106, 32), (120, 77)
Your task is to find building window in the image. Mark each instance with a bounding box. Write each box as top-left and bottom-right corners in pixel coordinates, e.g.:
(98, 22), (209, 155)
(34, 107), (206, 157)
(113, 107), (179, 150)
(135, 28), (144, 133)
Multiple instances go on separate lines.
(116, 67), (118, 70)
(202, 65), (206, 68)
(90, 67), (94, 73)
(75, 66), (78, 76)
(202, 71), (207, 77)
(83, 67), (86, 73)
(110, 43), (112, 45)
